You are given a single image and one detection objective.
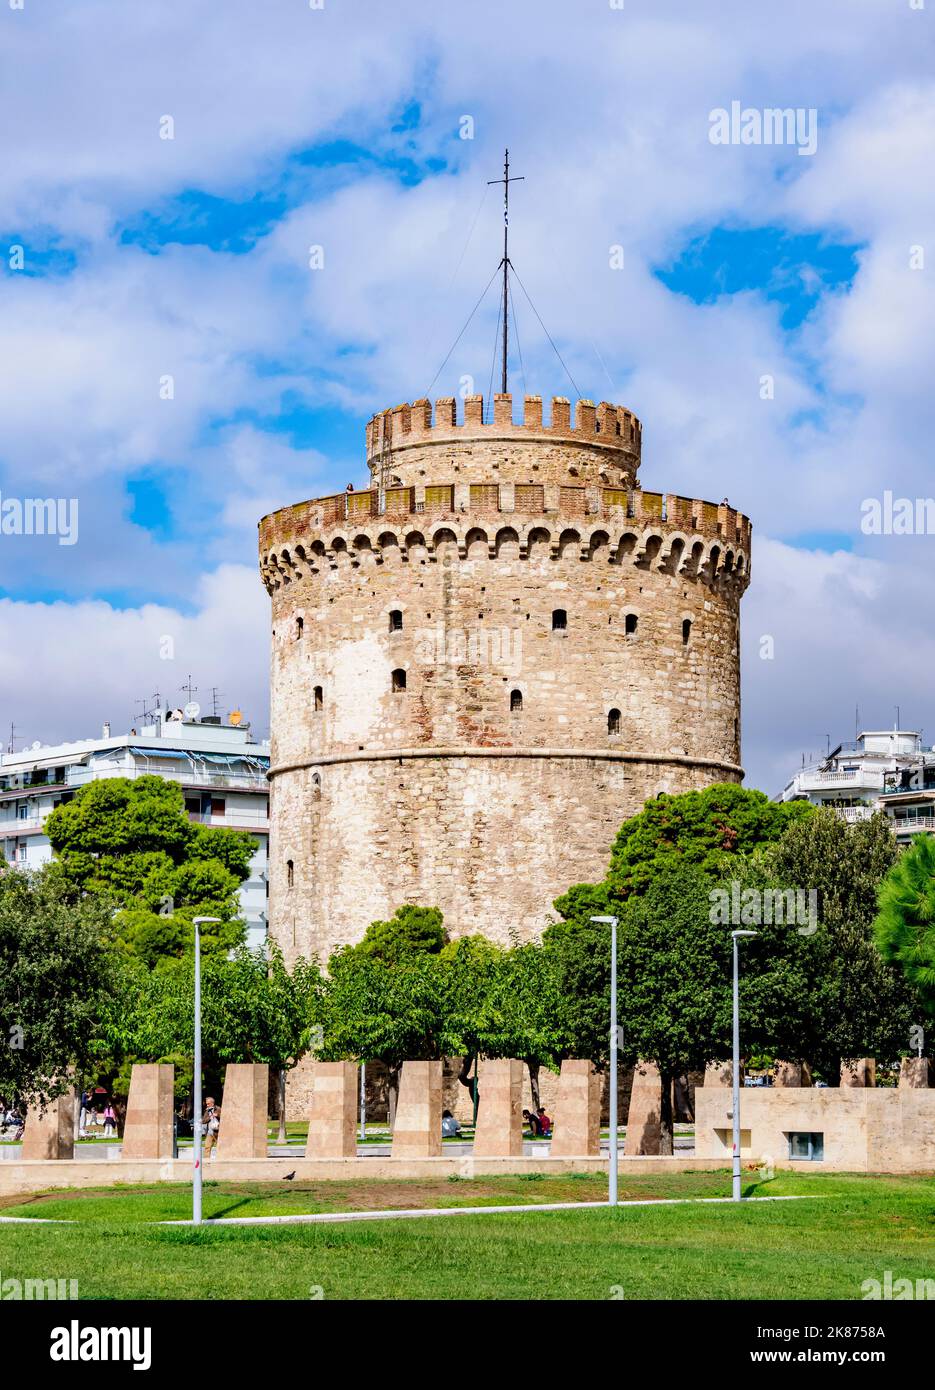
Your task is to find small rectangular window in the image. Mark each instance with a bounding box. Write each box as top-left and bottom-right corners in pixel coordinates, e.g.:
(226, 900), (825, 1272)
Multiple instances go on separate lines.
(787, 1131), (824, 1161)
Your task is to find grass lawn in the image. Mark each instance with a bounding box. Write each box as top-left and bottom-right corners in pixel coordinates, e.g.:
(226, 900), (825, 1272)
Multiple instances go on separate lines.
(0, 1170), (932, 1299)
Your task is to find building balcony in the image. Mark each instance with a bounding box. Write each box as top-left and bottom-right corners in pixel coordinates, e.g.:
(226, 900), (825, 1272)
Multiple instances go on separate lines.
(890, 816), (935, 836)
(788, 768), (883, 796)
(0, 817), (46, 838)
(187, 811), (270, 832)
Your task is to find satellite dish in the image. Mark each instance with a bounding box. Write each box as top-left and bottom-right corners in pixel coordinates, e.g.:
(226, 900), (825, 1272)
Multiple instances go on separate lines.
(229, 709), (243, 726)
(32, 741), (41, 750)
(183, 701), (201, 721)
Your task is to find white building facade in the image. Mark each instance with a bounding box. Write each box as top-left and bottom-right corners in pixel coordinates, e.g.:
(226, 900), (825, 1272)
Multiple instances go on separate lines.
(778, 728), (935, 845)
(0, 713), (270, 948)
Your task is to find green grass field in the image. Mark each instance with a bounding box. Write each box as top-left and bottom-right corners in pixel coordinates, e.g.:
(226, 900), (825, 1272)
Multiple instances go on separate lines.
(0, 1171), (931, 1300)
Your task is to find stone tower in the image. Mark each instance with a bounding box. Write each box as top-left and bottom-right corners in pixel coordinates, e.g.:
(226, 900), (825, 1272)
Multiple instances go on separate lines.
(259, 393), (751, 963)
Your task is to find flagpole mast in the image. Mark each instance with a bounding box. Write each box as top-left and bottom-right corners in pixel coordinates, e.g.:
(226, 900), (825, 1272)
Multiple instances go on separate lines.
(488, 148), (524, 400)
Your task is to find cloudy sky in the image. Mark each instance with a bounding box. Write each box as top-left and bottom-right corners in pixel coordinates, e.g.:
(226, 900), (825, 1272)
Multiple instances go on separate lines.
(0, 0), (932, 795)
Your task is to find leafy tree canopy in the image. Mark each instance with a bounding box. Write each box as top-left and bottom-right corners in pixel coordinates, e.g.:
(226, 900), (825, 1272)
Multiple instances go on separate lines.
(0, 865), (117, 1106)
(321, 946), (443, 1070)
(106, 943), (324, 1072)
(874, 830), (935, 1019)
(352, 903), (447, 964)
(556, 783), (811, 915)
(45, 776), (254, 965)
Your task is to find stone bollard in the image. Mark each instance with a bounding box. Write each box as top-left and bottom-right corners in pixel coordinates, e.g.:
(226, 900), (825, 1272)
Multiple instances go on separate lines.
(550, 1059), (601, 1157)
(122, 1064), (175, 1160)
(307, 1061), (359, 1157)
(840, 1058), (876, 1088)
(703, 1059), (742, 1088)
(625, 1060), (665, 1154)
(898, 1057), (931, 1089)
(473, 1058), (523, 1157)
(22, 1089), (76, 1160)
(774, 1061), (811, 1087)
(217, 1063), (269, 1159)
(391, 1060), (443, 1158)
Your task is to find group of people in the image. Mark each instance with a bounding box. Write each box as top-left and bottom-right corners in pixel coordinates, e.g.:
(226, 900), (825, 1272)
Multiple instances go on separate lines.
(0, 1101), (24, 1140)
(439, 1106), (553, 1139)
(79, 1089), (119, 1137)
(523, 1107), (552, 1138)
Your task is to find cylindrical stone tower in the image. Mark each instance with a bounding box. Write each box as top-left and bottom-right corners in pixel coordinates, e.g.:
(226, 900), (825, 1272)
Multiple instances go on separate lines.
(259, 393), (751, 962)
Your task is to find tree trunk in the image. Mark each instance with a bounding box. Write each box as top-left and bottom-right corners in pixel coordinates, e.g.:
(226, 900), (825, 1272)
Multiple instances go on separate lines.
(526, 1059), (541, 1111)
(387, 1065), (400, 1130)
(673, 1072), (693, 1122)
(277, 1067), (287, 1145)
(659, 1072), (674, 1155)
(457, 1054), (479, 1121)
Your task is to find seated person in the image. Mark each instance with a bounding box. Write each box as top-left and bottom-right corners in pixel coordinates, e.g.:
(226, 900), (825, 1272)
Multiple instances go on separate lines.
(441, 1109), (461, 1138)
(536, 1106), (552, 1137)
(522, 1107), (541, 1137)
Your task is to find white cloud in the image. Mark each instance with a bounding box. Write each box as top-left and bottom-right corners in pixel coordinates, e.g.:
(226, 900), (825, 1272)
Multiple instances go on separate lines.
(0, 0), (933, 795)
(0, 565), (270, 749)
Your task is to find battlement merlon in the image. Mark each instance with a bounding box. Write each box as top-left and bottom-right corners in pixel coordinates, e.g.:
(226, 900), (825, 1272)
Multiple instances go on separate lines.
(365, 394), (642, 489)
(258, 485), (752, 574)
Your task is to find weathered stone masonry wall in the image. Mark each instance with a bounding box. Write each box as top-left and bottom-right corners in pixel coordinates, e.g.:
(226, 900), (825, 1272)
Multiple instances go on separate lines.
(260, 395), (750, 965)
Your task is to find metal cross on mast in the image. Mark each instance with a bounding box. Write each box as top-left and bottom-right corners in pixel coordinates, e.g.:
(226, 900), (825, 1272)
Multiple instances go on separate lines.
(488, 148), (524, 396)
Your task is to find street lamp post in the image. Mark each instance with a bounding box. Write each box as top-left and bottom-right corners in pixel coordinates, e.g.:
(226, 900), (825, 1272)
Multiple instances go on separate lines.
(590, 915), (619, 1206)
(731, 929), (758, 1203)
(192, 916), (221, 1226)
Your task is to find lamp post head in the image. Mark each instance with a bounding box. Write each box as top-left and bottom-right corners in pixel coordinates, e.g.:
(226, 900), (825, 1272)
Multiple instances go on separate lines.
(590, 914), (619, 926)
(193, 916), (222, 928)
(731, 929), (758, 940)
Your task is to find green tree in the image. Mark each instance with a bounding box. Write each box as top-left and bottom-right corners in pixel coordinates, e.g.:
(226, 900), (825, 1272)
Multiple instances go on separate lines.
(873, 831), (935, 1020)
(106, 944), (325, 1135)
(0, 866), (117, 1107)
(762, 808), (916, 1075)
(556, 783), (811, 915)
(549, 861), (821, 1151)
(354, 904), (447, 964)
(45, 776), (254, 966)
(488, 942), (565, 1109)
(437, 935), (504, 1115)
(320, 947), (443, 1126)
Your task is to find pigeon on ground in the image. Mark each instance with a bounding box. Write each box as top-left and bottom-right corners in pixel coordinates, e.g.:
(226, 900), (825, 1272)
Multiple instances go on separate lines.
(283, 1170), (296, 1180)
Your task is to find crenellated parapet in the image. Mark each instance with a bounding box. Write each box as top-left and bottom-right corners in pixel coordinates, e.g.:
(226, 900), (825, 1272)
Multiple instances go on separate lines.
(259, 483), (750, 597)
(365, 394), (641, 490)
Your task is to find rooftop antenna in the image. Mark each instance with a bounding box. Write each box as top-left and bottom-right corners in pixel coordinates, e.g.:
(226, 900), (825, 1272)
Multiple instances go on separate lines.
(181, 675), (198, 704)
(488, 148), (524, 396)
(825, 733), (831, 756)
(895, 705), (900, 732)
(209, 687), (223, 718)
(136, 695), (157, 725)
(7, 722), (17, 755)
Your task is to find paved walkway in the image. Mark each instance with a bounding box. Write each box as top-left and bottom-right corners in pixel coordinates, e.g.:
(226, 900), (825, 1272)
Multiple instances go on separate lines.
(0, 1194), (817, 1227)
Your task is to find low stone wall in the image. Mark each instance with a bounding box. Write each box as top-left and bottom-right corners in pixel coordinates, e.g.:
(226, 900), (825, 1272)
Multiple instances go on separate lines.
(696, 1086), (935, 1172)
(0, 1154), (732, 1197)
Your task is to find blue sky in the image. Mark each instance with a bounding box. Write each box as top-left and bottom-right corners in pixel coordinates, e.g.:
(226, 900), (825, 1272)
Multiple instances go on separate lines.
(0, 0), (932, 795)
